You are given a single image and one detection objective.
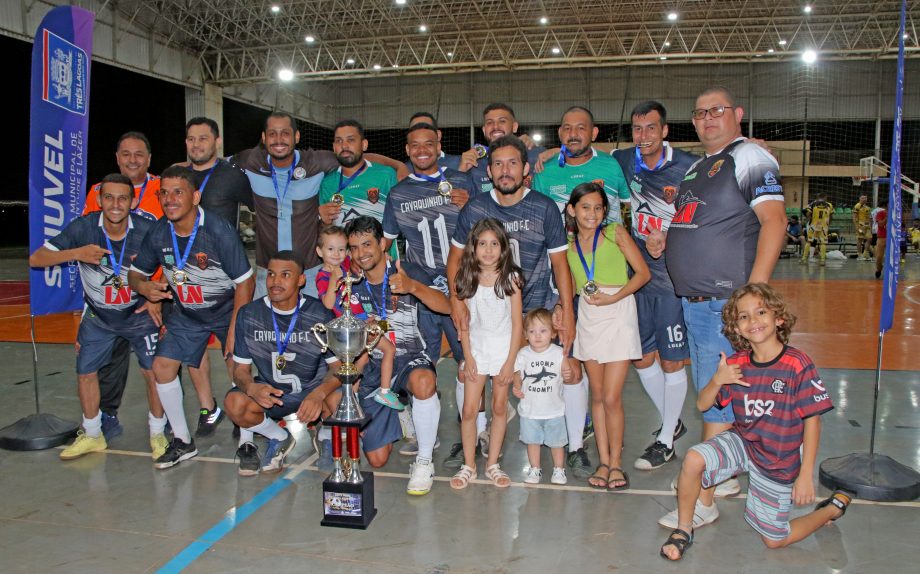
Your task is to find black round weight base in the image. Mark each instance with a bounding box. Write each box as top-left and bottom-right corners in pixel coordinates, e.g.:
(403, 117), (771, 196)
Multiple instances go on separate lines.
(0, 413), (79, 451)
(820, 452), (920, 502)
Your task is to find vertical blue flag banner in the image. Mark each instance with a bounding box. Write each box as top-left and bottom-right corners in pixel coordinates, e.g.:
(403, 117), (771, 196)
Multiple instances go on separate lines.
(28, 6), (93, 316)
(879, 0), (906, 333)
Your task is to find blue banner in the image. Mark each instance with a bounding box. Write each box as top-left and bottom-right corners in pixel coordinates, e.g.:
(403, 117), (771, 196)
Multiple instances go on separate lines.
(28, 6), (93, 316)
(879, 0), (906, 333)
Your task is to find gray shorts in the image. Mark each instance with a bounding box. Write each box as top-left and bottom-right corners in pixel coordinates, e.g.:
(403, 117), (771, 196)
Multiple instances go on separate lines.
(691, 431), (794, 541)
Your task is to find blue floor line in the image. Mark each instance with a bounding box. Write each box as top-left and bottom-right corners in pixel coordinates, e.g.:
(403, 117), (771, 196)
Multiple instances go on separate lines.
(156, 477), (294, 573)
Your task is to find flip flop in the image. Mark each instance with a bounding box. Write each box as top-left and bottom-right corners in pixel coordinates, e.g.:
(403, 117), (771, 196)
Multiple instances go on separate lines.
(588, 464), (610, 489)
(607, 467), (629, 491)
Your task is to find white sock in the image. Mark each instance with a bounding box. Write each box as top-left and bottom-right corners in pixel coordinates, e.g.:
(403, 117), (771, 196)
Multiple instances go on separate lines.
(247, 416), (287, 441)
(476, 411), (487, 435)
(636, 362), (666, 421)
(318, 426), (332, 442)
(660, 370), (689, 449)
(455, 378), (464, 418)
(156, 377), (190, 443)
(83, 412), (102, 438)
(238, 428), (254, 447)
(412, 394), (440, 463)
(148, 412), (168, 435)
(563, 375), (588, 452)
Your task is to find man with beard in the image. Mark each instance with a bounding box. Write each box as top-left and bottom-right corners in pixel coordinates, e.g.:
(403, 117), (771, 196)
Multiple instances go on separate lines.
(461, 103), (546, 194)
(407, 112), (462, 171)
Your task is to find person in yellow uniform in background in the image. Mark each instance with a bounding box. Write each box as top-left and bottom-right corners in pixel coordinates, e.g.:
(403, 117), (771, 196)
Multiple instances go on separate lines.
(852, 194), (873, 260)
(801, 194), (833, 266)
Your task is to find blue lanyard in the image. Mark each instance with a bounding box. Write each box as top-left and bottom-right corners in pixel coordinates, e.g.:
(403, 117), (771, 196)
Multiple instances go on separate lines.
(574, 226), (602, 282)
(168, 210), (201, 274)
(269, 151), (299, 217)
(338, 162), (368, 192)
(271, 301), (301, 358)
(132, 176), (149, 213)
(558, 144), (580, 167)
(101, 222), (128, 280)
(412, 167), (446, 184)
(363, 264), (390, 320)
(634, 145), (667, 175)
(198, 162), (218, 194)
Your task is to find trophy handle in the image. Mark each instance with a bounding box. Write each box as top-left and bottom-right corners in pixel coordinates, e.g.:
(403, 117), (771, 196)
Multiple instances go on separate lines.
(365, 323), (383, 353)
(311, 323), (329, 352)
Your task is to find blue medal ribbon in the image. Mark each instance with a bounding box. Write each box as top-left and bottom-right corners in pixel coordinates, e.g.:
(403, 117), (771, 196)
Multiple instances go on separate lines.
(558, 144), (581, 167)
(198, 162), (219, 194)
(574, 226), (602, 285)
(133, 176), (149, 213)
(271, 300), (301, 362)
(101, 221), (128, 286)
(268, 151), (299, 218)
(338, 161), (368, 192)
(168, 209), (201, 278)
(412, 167), (446, 185)
(363, 263), (390, 322)
(634, 144), (667, 175)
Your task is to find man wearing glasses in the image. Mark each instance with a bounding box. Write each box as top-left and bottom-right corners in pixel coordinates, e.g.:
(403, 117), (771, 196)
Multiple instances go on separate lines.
(649, 86), (787, 532)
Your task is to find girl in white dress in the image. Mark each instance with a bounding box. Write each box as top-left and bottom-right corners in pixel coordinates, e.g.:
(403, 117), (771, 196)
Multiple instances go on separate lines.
(450, 218), (523, 489)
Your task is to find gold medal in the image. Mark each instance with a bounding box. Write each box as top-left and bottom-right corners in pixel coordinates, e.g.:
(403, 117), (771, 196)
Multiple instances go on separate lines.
(377, 319), (388, 333)
(111, 275), (124, 290)
(583, 280), (599, 296)
(276, 355), (287, 371)
(173, 269), (188, 286)
(437, 180), (453, 198)
(473, 143), (488, 159)
(331, 193), (344, 205)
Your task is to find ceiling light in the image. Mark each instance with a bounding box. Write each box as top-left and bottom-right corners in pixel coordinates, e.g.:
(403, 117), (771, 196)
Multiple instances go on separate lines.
(660, 56), (667, 60)
(804, 5), (812, 14)
(304, 35), (315, 43)
(778, 39), (787, 45)
(802, 49), (817, 63)
(447, 52), (453, 57)
(278, 69), (294, 81)
(346, 58), (355, 64)
(904, 33), (910, 40)
(419, 24), (427, 32)
(373, 64), (381, 70)
(551, 47), (561, 54)
(392, 64), (399, 68)
(663, 41), (671, 47)
(667, 12), (678, 21)
(395, 0), (407, 5)
(539, 17), (548, 25)
(768, 48), (775, 53)
(533, 133), (543, 142)
(271, 5), (280, 14)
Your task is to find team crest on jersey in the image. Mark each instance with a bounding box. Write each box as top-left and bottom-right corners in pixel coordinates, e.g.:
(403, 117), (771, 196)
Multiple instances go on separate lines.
(293, 166), (307, 180)
(708, 160), (724, 178)
(663, 185), (678, 204)
(592, 179), (605, 188)
(100, 256), (108, 267)
(196, 252), (209, 270)
(771, 379), (786, 394)
(165, 254), (175, 265)
(367, 187), (380, 204)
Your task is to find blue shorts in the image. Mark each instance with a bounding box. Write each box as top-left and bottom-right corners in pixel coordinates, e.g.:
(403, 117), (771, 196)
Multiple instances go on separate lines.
(691, 431), (793, 541)
(226, 376), (323, 420)
(76, 309), (158, 375)
(635, 289), (689, 362)
(155, 310), (229, 368)
(418, 306), (464, 363)
(358, 354), (435, 453)
(682, 298), (735, 424)
(519, 415), (568, 448)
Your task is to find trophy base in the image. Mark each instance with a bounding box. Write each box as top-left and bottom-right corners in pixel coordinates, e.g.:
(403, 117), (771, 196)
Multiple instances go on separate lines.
(321, 472), (377, 529)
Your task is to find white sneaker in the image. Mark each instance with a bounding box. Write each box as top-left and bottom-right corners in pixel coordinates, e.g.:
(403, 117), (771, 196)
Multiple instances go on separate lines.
(477, 430), (490, 458)
(551, 467), (567, 485)
(657, 500), (720, 529)
(398, 406), (416, 440)
(524, 466), (542, 484)
(407, 461), (435, 495)
(669, 475), (741, 498)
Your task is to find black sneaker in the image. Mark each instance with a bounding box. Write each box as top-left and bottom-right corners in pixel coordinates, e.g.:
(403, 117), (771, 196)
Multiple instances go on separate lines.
(653, 419), (687, 442)
(443, 442), (464, 469)
(236, 442), (260, 476)
(566, 447), (593, 479)
(154, 437), (198, 469)
(101, 412), (124, 441)
(196, 399), (225, 438)
(633, 440), (675, 470)
(582, 418), (595, 443)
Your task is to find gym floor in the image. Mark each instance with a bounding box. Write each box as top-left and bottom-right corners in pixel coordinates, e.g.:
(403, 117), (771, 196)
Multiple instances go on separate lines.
(1, 254), (918, 573)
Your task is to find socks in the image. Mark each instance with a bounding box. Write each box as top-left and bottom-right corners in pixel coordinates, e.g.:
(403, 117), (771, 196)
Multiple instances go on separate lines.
(148, 412), (168, 436)
(636, 363), (667, 421)
(156, 377), (190, 443)
(247, 416), (288, 441)
(455, 378), (464, 417)
(660, 369), (689, 448)
(476, 411), (487, 435)
(83, 412), (102, 438)
(563, 375), (588, 452)
(238, 428), (254, 447)
(412, 393), (441, 462)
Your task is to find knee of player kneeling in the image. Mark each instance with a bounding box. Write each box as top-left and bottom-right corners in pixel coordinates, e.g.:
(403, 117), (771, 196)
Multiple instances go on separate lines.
(760, 534), (790, 550)
(365, 449), (390, 468)
(681, 449), (705, 473)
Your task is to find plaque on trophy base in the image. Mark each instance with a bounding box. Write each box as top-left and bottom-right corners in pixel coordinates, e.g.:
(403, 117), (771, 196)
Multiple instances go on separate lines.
(321, 472), (377, 529)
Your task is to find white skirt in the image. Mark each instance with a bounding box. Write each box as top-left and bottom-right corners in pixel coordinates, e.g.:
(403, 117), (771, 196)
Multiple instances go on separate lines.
(573, 286), (642, 364)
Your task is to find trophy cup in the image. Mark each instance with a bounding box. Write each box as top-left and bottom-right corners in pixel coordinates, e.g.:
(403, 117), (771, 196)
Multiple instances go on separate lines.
(312, 274), (383, 529)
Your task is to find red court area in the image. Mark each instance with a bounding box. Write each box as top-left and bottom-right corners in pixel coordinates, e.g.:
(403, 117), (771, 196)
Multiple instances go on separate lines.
(1, 279), (917, 371)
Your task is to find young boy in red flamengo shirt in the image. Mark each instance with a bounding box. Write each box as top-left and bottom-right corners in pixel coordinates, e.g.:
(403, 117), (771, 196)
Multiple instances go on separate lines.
(660, 283), (853, 561)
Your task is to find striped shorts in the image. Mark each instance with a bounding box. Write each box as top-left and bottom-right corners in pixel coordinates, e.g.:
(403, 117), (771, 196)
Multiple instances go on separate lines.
(690, 430), (793, 541)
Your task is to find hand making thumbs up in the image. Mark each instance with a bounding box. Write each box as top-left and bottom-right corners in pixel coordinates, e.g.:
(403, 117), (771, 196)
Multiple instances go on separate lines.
(389, 259), (416, 295)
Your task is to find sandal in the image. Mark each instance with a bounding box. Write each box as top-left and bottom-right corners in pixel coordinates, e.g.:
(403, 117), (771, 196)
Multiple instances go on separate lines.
(450, 464), (475, 489)
(660, 528), (693, 561)
(485, 463), (511, 488)
(607, 467), (629, 491)
(815, 489), (855, 520)
(588, 464), (610, 489)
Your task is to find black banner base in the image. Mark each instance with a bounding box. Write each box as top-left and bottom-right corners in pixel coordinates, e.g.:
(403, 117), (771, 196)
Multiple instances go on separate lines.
(819, 452), (920, 502)
(0, 413), (79, 451)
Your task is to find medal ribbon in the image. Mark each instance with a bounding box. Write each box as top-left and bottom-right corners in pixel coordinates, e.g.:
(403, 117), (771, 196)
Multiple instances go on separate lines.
(198, 162), (219, 194)
(575, 226), (602, 285)
(268, 151), (300, 215)
(412, 167), (447, 185)
(101, 221), (129, 286)
(558, 144), (581, 167)
(338, 161), (368, 192)
(271, 300), (301, 360)
(133, 176), (149, 213)
(634, 144), (667, 175)
(168, 210), (201, 278)
(363, 263), (390, 322)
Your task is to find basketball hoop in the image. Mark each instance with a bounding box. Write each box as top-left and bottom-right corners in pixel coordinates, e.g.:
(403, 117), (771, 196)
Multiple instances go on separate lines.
(851, 176), (867, 186)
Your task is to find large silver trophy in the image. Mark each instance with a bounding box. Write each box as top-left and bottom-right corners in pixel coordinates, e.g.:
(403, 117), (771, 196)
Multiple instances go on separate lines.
(312, 274), (383, 529)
